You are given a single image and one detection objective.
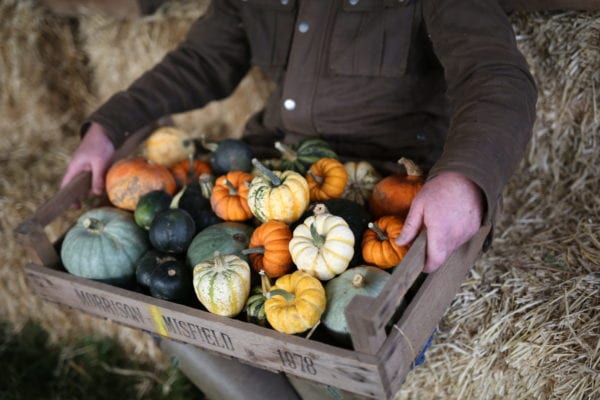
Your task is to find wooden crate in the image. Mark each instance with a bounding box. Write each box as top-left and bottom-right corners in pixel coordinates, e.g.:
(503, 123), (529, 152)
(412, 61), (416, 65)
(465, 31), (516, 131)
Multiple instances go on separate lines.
(15, 122), (491, 399)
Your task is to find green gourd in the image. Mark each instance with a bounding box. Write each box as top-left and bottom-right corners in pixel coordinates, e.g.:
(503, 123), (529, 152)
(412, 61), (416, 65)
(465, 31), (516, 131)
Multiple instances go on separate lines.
(149, 208), (196, 254)
(274, 138), (338, 174)
(60, 207), (150, 286)
(201, 137), (254, 175)
(322, 266), (390, 347)
(186, 222), (254, 268)
(134, 190), (173, 230)
(149, 259), (194, 305)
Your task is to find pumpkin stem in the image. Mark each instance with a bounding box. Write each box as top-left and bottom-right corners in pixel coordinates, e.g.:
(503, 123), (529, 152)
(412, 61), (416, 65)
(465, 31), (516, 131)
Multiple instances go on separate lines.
(186, 153), (196, 180)
(267, 288), (295, 303)
(259, 270), (272, 295)
(170, 186), (186, 208)
(198, 173), (214, 199)
(82, 218), (104, 233)
(368, 222), (388, 242)
(182, 138), (196, 151)
(251, 158), (282, 186)
(222, 178), (238, 196)
(310, 222), (326, 248)
(241, 246), (265, 255)
(307, 169), (323, 185)
(274, 141), (297, 161)
(398, 157), (423, 177)
(312, 203), (330, 216)
(352, 274), (365, 288)
(199, 134), (219, 153)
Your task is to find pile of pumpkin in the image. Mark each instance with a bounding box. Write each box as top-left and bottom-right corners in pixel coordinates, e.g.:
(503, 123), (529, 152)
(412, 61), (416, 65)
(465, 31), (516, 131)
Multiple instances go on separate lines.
(60, 126), (424, 345)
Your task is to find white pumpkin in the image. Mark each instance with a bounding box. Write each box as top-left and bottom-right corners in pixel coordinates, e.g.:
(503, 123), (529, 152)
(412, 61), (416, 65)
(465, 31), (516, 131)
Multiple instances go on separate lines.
(342, 161), (382, 205)
(193, 254), (251, 317)
(289, 213), (355, 281)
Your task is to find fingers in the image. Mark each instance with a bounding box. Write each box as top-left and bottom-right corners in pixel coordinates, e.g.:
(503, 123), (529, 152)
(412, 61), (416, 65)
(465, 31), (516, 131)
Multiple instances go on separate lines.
(423, 230), (453, 273)
(90, 161), (106, 196)
(395, 200), (424, 247)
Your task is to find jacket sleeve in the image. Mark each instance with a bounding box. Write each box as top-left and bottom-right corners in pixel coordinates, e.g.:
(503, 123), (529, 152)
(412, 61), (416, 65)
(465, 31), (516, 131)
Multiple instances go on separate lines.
(83, 0), (251, 148)
(422, 0), (537, 222)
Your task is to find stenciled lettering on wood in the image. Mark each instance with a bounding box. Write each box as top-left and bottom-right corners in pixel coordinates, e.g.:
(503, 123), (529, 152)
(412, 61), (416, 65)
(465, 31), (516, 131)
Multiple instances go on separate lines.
(75, 289), (145, 323)
(161, 315), (235, 351)
(276, 348), (318, 375)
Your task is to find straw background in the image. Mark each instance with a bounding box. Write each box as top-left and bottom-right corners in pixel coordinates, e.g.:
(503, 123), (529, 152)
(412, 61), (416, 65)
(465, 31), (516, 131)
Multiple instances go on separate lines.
(1, 1), (598, 399)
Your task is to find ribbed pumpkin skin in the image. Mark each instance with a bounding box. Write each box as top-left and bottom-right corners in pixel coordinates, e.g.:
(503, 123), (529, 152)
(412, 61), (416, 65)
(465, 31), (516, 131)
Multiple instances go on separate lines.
(246, 221), (293, 278)
(193, 254), (251, 317)
(60, 207), (150, 283)
(276, 139), (338, 174)
(210, 171), (253, 221)
(245, 286), (268, 327)
(342, 161), (382, 205)
(322, 266), (390, 345)
(247, 170), (309, 224)
(264, 271), (326, 334)
(289, 214), (355, 281)
(106, 157), (177, 211)
(170, 159), (212, 188)
(186, 222), (254, 267)
(362, 216), (409, 268)
(306, 158), (348, 201)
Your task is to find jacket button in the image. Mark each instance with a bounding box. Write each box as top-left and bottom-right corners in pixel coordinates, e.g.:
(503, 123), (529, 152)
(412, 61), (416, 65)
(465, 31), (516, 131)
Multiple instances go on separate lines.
(349, 0), (359, 5)
(298, 22), (309, 33)
(284, 99), (296, 111)
(280, 0), (288, 4)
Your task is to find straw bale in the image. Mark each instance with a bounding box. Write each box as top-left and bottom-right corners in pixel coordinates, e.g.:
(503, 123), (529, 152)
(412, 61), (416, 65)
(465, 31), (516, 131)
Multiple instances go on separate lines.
(1, 2), (598, 399)
(79, 0), (273, 141)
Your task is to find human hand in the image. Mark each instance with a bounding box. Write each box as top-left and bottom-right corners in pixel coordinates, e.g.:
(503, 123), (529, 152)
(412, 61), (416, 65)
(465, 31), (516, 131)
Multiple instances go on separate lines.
(60, 122), (115, 199)
(395, 171), (484, 273)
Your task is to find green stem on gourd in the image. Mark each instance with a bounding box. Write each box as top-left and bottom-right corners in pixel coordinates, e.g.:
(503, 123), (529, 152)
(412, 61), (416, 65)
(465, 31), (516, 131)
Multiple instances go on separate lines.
(170, 186), (186, 208)
(352, 274), (365, 288)
(274, 141), (297, 161)
(307, 169), (323, 185)
(267, 288), (295, 302)
(251, 158), (281, 186)
(222, 179), (238, 196)
(186, 152), (196, 180)
(82, 218), (104, 233)
(398, 157), (423, 177)
(241, 246), (265, 255)
(198, 173), (214, 199)
(368, 222), (388, 242)
(199, 134), (218, 153)
(310, 223), (326, 248)
(259, 270), (272, 295)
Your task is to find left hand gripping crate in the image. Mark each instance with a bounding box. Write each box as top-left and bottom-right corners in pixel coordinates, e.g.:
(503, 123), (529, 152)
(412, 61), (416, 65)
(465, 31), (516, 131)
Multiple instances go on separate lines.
(15, 122), (491, 399)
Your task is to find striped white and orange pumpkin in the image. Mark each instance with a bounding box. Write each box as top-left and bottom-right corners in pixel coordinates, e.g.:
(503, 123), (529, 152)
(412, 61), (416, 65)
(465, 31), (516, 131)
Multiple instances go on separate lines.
(192, 254), (251, 317)
(247, 159), (309, 224)
(289, 213), (355, 281)
(342, 161), (382, 205)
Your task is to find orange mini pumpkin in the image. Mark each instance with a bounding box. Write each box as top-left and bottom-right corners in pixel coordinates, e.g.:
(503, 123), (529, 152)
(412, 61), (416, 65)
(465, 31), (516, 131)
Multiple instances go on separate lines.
(369, 157), (424, 218)
(362, 216), (410, 269)
(306, 158), (348, 201)
(170, 155), (212, 188)
(210, 171), (253, 221)
(105, 157), (177, 211)
(242, 220), (293, 278)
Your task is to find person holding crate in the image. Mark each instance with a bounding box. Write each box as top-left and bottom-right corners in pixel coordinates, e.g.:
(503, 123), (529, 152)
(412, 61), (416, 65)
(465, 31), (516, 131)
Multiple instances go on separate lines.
(61, 0), (537, 274)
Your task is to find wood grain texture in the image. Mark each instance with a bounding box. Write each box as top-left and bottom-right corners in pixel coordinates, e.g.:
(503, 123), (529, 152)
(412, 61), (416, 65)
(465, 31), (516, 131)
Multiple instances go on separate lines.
(378, 224), (492, 398)
(24, 263), (386, 399)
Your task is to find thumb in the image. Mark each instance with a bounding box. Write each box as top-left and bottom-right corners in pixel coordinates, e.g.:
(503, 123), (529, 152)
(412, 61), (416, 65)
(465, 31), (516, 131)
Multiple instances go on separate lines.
(395, 201), (424, 246)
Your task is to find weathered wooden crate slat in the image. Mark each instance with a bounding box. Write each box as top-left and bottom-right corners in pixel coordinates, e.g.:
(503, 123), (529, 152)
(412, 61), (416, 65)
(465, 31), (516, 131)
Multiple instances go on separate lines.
(15, 121), (491, 399)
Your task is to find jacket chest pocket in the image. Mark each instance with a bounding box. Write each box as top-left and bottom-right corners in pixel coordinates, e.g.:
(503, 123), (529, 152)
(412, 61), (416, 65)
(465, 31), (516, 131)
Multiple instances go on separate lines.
(329, 0), (416, 77)
(238, 0), (297, 69)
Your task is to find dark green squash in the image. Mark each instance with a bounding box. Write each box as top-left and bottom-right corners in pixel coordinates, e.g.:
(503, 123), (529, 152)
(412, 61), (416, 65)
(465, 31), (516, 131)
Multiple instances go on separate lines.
(135, 249), (179, 289)
(149, 258), (193, 305)
(186, 222), (254, 268)
(244, 271), (271, 327)
(274, 138), (338, 174)
(176, 181), (222, 232)
(201, 137), (254, 175)
(134, 190), (173, 230)
(149, 208), (196, 254)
